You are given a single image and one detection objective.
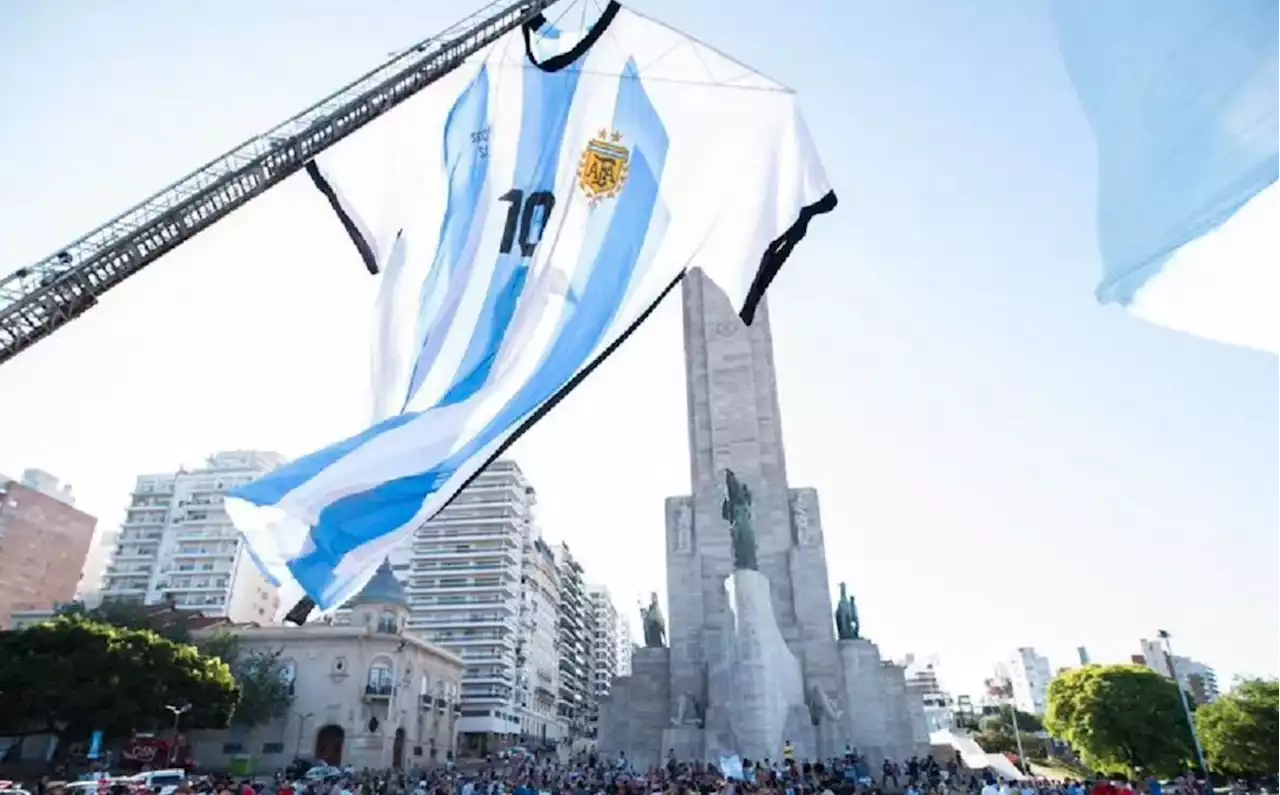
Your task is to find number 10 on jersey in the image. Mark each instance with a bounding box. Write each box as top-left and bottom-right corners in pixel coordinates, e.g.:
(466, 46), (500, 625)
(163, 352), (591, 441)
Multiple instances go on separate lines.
(498, 189), (556, 257)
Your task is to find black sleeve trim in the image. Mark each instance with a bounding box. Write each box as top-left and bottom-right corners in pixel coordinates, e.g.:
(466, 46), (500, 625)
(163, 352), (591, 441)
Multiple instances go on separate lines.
(739, 189), (838, 325)
(306, 160), (380, 276)
(283, 268), (687, 623)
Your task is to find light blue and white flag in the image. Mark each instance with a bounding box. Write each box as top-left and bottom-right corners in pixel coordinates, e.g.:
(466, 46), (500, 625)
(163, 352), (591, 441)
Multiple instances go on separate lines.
(1052, 0), (1278, 353)
(226, 2), (835, 615)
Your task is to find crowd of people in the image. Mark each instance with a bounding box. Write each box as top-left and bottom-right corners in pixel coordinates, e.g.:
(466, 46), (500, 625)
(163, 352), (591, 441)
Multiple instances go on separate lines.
(24, 750), (1262, 795)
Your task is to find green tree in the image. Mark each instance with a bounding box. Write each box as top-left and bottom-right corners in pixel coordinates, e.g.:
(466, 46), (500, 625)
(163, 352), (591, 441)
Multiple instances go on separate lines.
(1045, 664), (1194, 778)
(197, 630), (294, 729)
(974, 706), (1050, 762)
(1196, 678), (1278, 778)
(979, 705), (1046, 734)
(0, 616), (238, 745)
(55, 600), (193, 642)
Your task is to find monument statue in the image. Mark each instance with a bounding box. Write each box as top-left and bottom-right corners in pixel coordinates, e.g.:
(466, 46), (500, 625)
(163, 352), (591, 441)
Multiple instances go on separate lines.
(640, 591), (666, 647)
(807, 683), (844, 725)
(596, 275), (932, 769)
(721, 469), (758, 571)
(672, 691), (705, 727)
(835, 581), (861, 640)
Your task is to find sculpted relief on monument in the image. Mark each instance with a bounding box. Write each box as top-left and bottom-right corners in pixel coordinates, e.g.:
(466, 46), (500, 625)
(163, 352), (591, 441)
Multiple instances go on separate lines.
(790, 492), (818, 547)
(671, 498), (694, 555)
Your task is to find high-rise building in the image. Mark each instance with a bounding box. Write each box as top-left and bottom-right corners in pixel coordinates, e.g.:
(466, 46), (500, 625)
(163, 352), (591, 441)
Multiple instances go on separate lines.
(99, 451), (284, 623)
(0, 470), (97, 627)
(1077, 646), (1091, 665)
(554, 543), (590, 737)
(516, 533), (566, 742)
(1137, 638), (1220, 704)
(1007, 647), (1053, 715)
(585, 584), (622, 730)
(383, 459), (534, 752)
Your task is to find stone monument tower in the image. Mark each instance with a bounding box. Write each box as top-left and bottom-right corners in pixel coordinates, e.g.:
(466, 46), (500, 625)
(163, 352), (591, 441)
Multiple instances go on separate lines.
(597, 273), (929, 767)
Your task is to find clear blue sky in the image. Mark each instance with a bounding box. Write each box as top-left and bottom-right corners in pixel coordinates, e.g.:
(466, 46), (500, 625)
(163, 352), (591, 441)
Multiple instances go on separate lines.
(0, 0), (1275, 698)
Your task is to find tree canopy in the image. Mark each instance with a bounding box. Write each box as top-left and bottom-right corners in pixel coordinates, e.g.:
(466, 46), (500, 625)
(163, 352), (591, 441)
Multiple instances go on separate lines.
(1045, 664), (1195, 779)
(0, 616), (238, 742)
(55, 600), (194, 643)
(1195, 678), (1278, 778)
(197, 630), (294, 729)
(980, 705), (1046, 734)
(975, 706), (1049, 760)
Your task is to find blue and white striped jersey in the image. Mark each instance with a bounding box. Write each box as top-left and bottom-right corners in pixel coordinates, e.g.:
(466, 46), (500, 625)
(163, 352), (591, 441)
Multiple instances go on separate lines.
(228, 1), (836, 615)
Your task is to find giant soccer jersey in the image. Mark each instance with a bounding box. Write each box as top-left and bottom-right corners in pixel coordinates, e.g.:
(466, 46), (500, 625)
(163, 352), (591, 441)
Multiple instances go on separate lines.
(228, 1), (836, 614)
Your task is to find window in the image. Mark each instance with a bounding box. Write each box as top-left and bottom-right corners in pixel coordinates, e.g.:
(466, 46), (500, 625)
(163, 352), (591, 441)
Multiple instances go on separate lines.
(262, 742), (284, 754)
(367, 660), (394, 695)
(377, 611), (398, 634)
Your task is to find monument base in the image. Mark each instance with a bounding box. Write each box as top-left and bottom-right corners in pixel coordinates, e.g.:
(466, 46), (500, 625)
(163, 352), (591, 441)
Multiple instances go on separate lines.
(727, 569), (807, 762)
(838, 638), (929, 768)
(597, 646), (671, 771)
(661, 727), (705, 762)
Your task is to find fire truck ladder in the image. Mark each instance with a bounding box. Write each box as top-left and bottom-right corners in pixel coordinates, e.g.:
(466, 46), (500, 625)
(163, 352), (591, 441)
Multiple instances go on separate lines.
(0, 0), (559, 367)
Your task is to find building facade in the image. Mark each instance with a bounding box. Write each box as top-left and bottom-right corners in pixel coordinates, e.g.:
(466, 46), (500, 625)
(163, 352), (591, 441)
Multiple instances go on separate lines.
(1007, 647), (1053, 715)
(554, 543), (589, 738)
(904, 660), (954, 732)
(381, 459), (533, 752)
(516, 534), (565, 743)
(191, 563), (464, 771)
(585, 584), (622, 730)
(0, 470), (97, 628)
(1138, 638), (1220, 704)
(100, 451), (284, 623)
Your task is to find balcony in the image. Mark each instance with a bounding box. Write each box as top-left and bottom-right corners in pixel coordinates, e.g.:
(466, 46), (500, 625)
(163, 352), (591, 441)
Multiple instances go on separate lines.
(364, 683), (393, 701)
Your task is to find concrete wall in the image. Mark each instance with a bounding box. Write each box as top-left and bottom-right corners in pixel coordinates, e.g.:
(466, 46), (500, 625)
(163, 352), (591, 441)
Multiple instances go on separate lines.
(596, 647), (670, 771)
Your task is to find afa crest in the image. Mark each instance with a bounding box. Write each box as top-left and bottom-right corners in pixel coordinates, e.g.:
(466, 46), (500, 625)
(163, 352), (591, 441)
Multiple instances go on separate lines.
(578, 128), (630, 203)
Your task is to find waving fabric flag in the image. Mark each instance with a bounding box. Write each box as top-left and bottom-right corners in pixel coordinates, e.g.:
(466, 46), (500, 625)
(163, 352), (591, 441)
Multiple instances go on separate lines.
(226, 1), (835, 615)
(1052, 0), (1278, 353)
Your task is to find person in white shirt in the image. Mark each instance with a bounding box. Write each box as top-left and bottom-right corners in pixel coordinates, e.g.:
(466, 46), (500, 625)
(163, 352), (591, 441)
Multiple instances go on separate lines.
(982, 780), (1001, 795)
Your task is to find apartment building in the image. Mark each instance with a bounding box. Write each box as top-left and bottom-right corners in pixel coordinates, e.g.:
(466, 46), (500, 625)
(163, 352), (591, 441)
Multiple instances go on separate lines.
(1138, 638), (1220, 704)
(1007, 647), (1053, 715)
(516, 535), (566, 742)
(554, 543), (590, 738)
(99, 451), (284, 623)
(585, 584), (622, 730)
(0, 470), (97, 627)
(385, 459), (536, 753)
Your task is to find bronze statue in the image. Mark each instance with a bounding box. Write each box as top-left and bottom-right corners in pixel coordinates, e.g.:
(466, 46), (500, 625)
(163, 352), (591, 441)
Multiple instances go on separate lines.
(834, 581), (861, 640)
(721, 469), (758, 571)
(640, 591), (666, 647)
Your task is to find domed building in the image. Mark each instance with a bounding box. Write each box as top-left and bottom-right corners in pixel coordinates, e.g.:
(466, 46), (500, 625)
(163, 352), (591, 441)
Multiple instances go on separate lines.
(191, 561), (464, 772)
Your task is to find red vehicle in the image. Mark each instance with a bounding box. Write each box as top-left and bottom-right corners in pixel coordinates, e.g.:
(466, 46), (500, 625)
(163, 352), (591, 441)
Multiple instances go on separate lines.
(118, 736), (194, 772)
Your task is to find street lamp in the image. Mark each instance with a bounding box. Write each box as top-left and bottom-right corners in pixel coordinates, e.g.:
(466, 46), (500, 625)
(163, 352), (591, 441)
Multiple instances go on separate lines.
(1158, 629), (1209, 778)
(294, 711), (315, 758)
(164, 703), (191, 765)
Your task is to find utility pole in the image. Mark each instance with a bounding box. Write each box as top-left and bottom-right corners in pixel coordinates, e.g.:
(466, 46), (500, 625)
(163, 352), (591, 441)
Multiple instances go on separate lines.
(1008, 703), (1027, 775)
(164, 703), (192, 765)
(1158, 629), (1209, 779)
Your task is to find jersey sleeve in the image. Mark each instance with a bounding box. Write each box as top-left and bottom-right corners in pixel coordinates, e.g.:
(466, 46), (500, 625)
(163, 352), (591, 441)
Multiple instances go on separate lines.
(305, 52), (492, 421)
(694, 92), (836, 324)
(306, 55), (485, 276)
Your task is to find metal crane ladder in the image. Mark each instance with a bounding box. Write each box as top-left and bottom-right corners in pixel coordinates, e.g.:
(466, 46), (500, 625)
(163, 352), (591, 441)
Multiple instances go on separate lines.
(0, 0), (558, 366)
